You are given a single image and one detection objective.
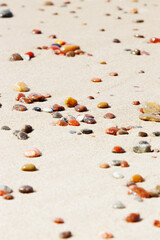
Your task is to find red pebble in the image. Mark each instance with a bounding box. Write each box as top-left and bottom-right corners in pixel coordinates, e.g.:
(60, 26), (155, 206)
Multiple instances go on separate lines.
(56, 120), (68, 126)
(125, 213), (140, 223)
(112, 146), (125, 153)
(109, 72), (118, 76)
(98, 231), (114, 239)
(150, 37), (160, 43)
(0, 190), (7, 196)
(140, 108), (144, 113)
(54, 217), (64, 224)
(105, 127), (119, 135)
(121, 160), (129, 167)
(68, 119), (80, 126)
(48, 46), (60, 50)
(153, 220), (160, 228)
(25, 52), (34, 58)
(133, 101), (140, 105)
(15, 93), (25, 101)
(52, 104), (65, 111)
(128, 185), (150, 198)
(32, 29), (42, 34)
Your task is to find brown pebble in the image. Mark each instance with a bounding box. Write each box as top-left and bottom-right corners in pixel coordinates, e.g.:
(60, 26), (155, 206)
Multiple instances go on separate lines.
(12, 104), (27, 111)
(104, 113), (115, 119)
(109, 72), (118, 76)
(32, 29), (42, 34)
(99, 163), (110, 168)
(59, 231), (72, 239)
(75, 105), (87, 112)
(88, 96), (94, 100)
(126, 213), (140, 222)
(97, 102), (109, 108)
(91, 78), (102, 82)
(10, 53), (23, 61)
(53, 217), (64, 224)
(19, 185), (34, 193)
(138, 131), (148, 137)
(21, 164), (36, 171)
(121, 160), (129, 167)
(3, 194), (14, 200)
(133, 101), (140, 105)
(21, 125), (33, 133)
(44, 1), (54, 6)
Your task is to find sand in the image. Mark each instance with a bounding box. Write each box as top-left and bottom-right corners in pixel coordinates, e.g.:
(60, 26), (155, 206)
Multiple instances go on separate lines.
(0, 0), (160, 239)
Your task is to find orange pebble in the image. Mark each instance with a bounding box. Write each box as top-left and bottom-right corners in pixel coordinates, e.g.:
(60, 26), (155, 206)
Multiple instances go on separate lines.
(112, 146), (125, 153)
(56, 120), (68, 126)
(24, 148), (42, 158)
(130, 174), (144, 183)
(109, 72), (118, 76)
(99, 163), (110, 168)
(121, 160), (129, 167)
(153, 220), (160, 228)
(54, 40), (66, 45)
(0, 190), (7, 196)
(98, 231), (114, 239)
(65, 97), (78, 107)
(105, 127), (119, 135)
(54, 217), (64, 224)
(128, 185), (150, 198)
(15, 93), (25, 101)
(68, 119), (80, 126)
(91, 78), (102, 82)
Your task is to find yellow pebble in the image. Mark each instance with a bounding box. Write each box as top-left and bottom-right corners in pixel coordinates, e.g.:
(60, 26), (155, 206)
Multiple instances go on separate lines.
(14, 82), (29, 92)
(54, 40), (66, 45)
(65, 97), (78, 107)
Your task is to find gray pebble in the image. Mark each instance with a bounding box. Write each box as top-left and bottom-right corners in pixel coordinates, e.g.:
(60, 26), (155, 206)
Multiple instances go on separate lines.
(111, 160), (121, 166)
(80, 129), (93, 134)
(152, 131), (160, 137)
(1, 126), (11, 130)
(112, 172), (124, 179)
(0, 9), (13, 18)
(17, 131), (29, 140)
(113, 201), (125, 209)
(69, 130), (76, 134)
(52, 112), (63, 118)
(134, 196), (143, 202)
(13, 130), (20, 136)
(0, 185), (12, 193)
(117, 130), (128, 135)
(133, 141), (151, 153)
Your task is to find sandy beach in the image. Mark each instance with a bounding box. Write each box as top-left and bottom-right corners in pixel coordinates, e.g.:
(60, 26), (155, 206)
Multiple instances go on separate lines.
(0, 0), (160, 239)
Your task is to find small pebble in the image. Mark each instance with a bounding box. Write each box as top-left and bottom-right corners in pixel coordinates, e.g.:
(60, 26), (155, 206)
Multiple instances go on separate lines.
(10, 53), (23, 61)
(138, 131), (148, 137)
(88, 96), (94, 100)
(97, 102), (109, 108)
(91, 78), (102, 82)
(152, 131), (160, 137)
(14, 82), (29, 92)
(109, 72), (118, 76)
(75, 105), (87, 112)
(80, 129), (93, 134)
(0, 185), (12, 193)
(21, 164), (36, 171)
(17, 131), (29, 140)
(121, 160), (129, 167)
(59, 231), (72, 239)
(133, 101), (140, 105)
(32, 107), (42, 112)
(65, 97), (78, 107)
(112, 172), (124, 179)
(104, 113), (115, 119)
(113, 38), (121, 43)
(133, 141), (151, 153)
(12, 104), (27, 111)
(0, 9), (13, 18)
(52, 112), (63, 118)
(24, 148), (41, 158)
(112, 146), (125, 153)
(113, 201), (125, 209)
(130, 174), (144, 183)
(19, 185), (34, 193)
(98, 232), (114, 239)
(1, 126), (10, 130)
(111, 160), (121, 166)
(99, 163), (110, 169)
(32, 29), (42, 34)
(53, 217), (64, 224)
(21, 125), (33, 133)
(125, 213), (140, 222)
(131, 49), (141, 55)
(117, 129), (128, 135)
(43, 108), (53, 113)
(3, 194), (14, 200)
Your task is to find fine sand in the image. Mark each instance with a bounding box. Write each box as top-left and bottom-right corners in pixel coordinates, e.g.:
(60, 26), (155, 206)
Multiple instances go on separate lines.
(0, 0), (160, 239)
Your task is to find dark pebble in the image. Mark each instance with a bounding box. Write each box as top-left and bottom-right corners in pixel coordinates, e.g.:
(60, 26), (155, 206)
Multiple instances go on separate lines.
(113, 38), (121, 43)
(32, 107), (42, 112)
(17, 131), (29, 140)
(0, 9), (13, 18)
(59, 231), (72, 239)
(138, 131), (148, 137)
(80, 129), (93, 134)
(10, 53), (23, 61)
(19, 185), (34, 193)
(1, 126), (11, 130)
(21, 124), (33, 133)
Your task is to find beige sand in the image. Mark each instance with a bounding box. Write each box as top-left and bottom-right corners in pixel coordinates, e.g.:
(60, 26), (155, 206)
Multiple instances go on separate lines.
(0, 0), (160, 239)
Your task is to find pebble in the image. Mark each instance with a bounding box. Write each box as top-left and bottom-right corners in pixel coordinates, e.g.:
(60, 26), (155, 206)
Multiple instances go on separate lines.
(125, 213), (140, 222)
(17, 131), (29, 140)
(154, 220), (160, 228)
(117, 129), (128, 135)
(12, 104), (27, 111)
(139, 113), (160, 122)
(0, 9), (13, 18)
(112, 172), (124, 179)
(59, 231), (72, 239)
(75, 105), (87, 112)
(128, 185), (150, 198)
(10, 53), (23, 61)
(32, 107), (42, 112)
(105, 127), (119, 135)
(0, 185), (12, 193)
(3, 194), (14, 200)
(69, 130), (76, 134)
(1, 126), (10, 130)
(52, 112), (63, 118)
(80, 129), (93, 134)
(121, 160), (129, 167)
(109, 72), (118, 76)
(16, 93), (25, 101)
(44, 1), (54, 5)
(51, 104), (65, 111)
(19, 126), (31, 135)
(65, 97), (78, 107)
(97, 102), (109, 108)
(131, 49), (141, 55)
(76, 115), (85, 122)
(32, 29), (42, 34)
(142, 102), (160, 114)
(14, 82), (29, 92)
(113, 201), (125, 209)
(88, 96), (94, 100)
(53, 217), (64, 224)
(112, 146), (125, 153)
(133, 101), (140, 105)
(21, 164), (36, 171)
(130, 174), (144, 183)
(104, 113), (115, 119)
(133, 141), (151, 153)
(152, 131), (160, 137)
(111, 160), (121, 166)
(68, 119), (80, 126)
(43, 108), (53, 113)
(61, 45), (80, 53)
(19, 185), (34, 193)
(98, 232), (114, 239)
(56, 120), (68, 126)
(83, 117), (96, 124)
(91, 78), (102, 82)
(113, 38), (121, 43)
(138, 131), (148, 137)
(99, 163), (110, 169)
(24, 148), (41, 158)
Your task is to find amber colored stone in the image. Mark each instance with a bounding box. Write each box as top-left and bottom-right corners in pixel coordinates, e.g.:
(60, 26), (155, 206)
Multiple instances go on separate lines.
(112, 146), (125, 153)
(0, 190), (7, 196)
(130, 8), (138, 14)
(21, 164), (36, 171)
(130, 174), (144, 183)
(44, 1), (54, 5)
(109, 72), (118, 76)
(3, 194), (14, 200)
(19, 97), (34, 104)
(139, 114), (160, 122)
(14, 82), (29, 92)
(97, 102), (109, 108)
(68, 119), (80, 126)
(121, 160), (129, 167)
(24, 148), (41, 158)
(10, 53), (23, 61)
(75, 105), (87, 112)
(53, 217), (64, 224)
(12, 104), (27, 111)
(32, 29), (42, 34)
(91, 78), (102, 82)
(66, 51), (75, 57)
(56, 120), (68, 126)
(16, 93), (25, 101)
(128, 185), (150, 198)
(153, 220), (160, 228)
(74, 49), (84, 55)
(54, 40), (66, 45)
(105, 127), (119, 136)
(49, 34), (56, 39)
(61, 45), (79, 53)
(133, 101), (140, 105)
(98, 232), (114, 239)
(99, 163), (110, 169)
(104, 113), (115, 119)
(59, 231), (72, 239)
(88, 96), (94, 100)
(141, 102), (160, 114)
(27, 93), (46, 102)
(65, 97), (78, 107)
(125, 213), (140, 222)
(51, 104), (65, 111)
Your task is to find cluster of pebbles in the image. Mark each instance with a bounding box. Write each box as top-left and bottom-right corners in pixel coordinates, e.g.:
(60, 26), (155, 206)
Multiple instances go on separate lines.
(1, 0), (160, 239)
